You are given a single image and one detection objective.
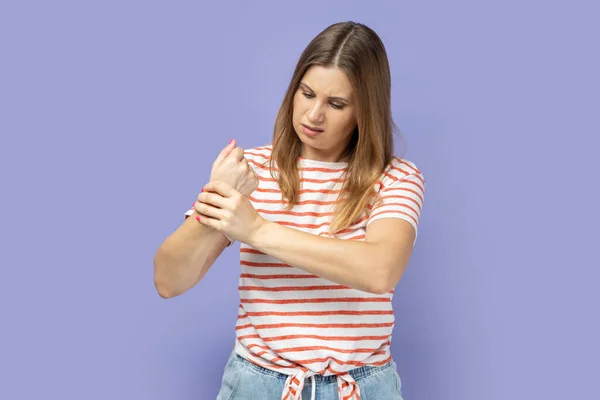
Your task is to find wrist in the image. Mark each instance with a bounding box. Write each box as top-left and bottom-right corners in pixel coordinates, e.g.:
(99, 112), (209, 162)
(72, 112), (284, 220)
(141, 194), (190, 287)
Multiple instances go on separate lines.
(248, 218), (271, 249)
(221, 231), (234, 246)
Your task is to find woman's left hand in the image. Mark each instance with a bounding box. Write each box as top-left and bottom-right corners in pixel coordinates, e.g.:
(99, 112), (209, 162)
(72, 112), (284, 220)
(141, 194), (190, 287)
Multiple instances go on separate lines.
(194, 180), (266, 244)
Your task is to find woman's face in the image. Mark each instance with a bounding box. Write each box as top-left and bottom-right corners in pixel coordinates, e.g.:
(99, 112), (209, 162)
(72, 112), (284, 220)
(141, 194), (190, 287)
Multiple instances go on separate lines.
(292, 65), (357, 162)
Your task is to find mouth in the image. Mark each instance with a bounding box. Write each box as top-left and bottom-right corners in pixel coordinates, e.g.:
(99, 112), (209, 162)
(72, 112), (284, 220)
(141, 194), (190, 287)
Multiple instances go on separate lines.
(301, 124), (324, 137)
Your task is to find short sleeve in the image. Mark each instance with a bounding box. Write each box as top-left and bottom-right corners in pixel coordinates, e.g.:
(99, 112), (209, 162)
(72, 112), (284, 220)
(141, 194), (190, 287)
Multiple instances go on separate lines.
(367, 162), (425, 244)
(184, 208), (234, 247)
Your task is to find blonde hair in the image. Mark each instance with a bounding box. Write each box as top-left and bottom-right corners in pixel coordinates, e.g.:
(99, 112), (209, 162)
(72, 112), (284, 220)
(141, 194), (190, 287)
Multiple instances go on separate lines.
(270, 21), (397, 233)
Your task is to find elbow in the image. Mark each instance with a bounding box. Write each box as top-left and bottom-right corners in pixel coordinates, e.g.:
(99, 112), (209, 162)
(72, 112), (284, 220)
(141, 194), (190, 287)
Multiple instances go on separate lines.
(369, 280), (394, 295)
(153, 252), (181, 299)
(153, 270), (179, 299)
(368, 264), (405, 295)
(154, 279), (178, 299)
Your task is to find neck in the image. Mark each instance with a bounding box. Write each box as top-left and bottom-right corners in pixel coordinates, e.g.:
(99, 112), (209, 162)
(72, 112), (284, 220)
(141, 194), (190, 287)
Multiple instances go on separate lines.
(300, 144), (351, 163)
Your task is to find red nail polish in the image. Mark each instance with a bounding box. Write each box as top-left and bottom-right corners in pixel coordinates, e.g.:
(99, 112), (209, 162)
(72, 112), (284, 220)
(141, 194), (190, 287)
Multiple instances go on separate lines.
(201, 187), (204, 192)
(196, 216), (200, 222)
(228, 138), (234, 145)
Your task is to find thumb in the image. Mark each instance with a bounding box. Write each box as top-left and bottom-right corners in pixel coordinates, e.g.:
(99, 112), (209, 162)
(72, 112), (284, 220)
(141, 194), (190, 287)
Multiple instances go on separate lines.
(214, 138), (236, 165)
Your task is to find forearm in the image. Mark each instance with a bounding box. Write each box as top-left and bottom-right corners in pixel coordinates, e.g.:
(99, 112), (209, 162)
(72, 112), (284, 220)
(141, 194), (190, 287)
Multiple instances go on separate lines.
(153, 210), (229, 298)
(248, 221), (393, 294)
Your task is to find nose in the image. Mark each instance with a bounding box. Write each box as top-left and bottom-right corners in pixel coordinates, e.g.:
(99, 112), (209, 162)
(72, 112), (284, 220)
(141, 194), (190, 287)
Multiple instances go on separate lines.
(307, 101), (324, 124)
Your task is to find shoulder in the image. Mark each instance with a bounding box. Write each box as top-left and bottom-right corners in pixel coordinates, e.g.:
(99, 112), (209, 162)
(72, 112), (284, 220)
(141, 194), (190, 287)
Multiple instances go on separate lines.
(243, 144), (272, 173)
(379, 156), (425, 190)
(244, 144), (272, 159)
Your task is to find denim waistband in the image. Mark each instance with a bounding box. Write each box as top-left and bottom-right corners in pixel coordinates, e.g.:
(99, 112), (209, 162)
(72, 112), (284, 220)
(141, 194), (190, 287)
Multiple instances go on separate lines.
(234, 353), (394, 383)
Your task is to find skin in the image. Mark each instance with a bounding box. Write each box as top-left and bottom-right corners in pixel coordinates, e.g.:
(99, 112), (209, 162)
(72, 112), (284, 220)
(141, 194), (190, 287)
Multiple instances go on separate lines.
(292, 66), (358, 162)
(194, 66), (416, 295)
(153, 139), (257, 298)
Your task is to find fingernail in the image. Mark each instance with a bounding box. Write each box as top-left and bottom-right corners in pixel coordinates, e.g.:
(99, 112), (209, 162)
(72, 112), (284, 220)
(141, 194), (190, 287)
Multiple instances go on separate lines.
(201, 187), (204, 192)
(195, 216), (200, 222)
(228, 138), (234, 145)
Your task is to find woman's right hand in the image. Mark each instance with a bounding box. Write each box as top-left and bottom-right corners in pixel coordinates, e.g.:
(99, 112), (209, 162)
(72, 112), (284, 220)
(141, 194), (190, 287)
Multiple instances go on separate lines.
(209, 139), (258, 196)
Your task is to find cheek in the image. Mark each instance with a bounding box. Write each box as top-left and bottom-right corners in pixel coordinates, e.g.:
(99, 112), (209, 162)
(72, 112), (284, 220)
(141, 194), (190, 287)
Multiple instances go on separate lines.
(293, 96), (313, 123)
(330, 111), (357, 136)
(292, 94), (302, 123)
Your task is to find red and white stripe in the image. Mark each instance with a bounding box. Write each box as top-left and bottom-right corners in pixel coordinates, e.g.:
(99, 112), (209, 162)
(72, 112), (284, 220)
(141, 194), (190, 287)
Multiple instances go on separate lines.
(185, 145), (424, 399)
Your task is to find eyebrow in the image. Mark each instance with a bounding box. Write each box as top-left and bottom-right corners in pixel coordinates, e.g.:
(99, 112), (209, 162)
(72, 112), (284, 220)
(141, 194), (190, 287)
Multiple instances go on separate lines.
(299, 82), (350, 103)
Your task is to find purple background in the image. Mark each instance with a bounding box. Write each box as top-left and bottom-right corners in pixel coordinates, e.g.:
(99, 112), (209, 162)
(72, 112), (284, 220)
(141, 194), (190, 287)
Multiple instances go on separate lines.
(1, 1), (598, 399)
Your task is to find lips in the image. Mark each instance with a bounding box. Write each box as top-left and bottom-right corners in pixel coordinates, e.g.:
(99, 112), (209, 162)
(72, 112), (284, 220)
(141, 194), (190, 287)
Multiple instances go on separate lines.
(301, 124), (324, 137)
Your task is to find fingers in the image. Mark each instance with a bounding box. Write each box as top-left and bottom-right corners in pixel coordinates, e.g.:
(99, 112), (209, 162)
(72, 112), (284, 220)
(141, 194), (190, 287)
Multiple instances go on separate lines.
(195, 214), (218, 230)
(197, 190), (230, 208)
(213, 138), (236, 166)
(202, 181), (237, 198)
(239, 157), (251, 173)
(193, 201), (222, 220)
(226, 146), (246, 162)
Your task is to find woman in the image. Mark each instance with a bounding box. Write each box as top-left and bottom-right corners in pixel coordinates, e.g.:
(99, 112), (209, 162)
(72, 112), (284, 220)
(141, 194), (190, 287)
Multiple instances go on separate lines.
(154, 21), (424, 400)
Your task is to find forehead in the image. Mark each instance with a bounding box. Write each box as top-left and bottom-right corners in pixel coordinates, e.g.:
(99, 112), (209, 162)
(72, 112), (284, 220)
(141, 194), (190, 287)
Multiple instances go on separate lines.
(301, 66), (353, 98)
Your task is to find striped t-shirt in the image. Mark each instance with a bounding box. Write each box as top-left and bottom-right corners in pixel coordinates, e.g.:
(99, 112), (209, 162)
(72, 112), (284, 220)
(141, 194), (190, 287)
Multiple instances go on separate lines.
(186, 144), (425, 399)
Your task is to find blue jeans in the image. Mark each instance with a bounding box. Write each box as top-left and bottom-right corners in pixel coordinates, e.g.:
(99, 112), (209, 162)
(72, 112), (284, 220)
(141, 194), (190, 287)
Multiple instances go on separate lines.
(216, 350), (404, 400)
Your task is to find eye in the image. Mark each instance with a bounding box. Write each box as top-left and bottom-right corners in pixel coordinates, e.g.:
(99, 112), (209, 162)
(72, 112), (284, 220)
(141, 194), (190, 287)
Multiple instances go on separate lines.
(302, 92), (315, 99)
(330, 103), (344, 110)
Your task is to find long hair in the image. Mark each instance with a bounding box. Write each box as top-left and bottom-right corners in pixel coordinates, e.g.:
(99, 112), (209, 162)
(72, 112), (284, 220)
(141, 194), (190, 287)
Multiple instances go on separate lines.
(270, 21), (397, 234)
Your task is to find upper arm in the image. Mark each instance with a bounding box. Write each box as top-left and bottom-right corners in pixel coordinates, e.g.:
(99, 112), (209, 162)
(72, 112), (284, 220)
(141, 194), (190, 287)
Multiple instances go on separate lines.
(366, 166), (425, 244)
(365, 165), (425, 282)
(365, 218), (416, 283)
